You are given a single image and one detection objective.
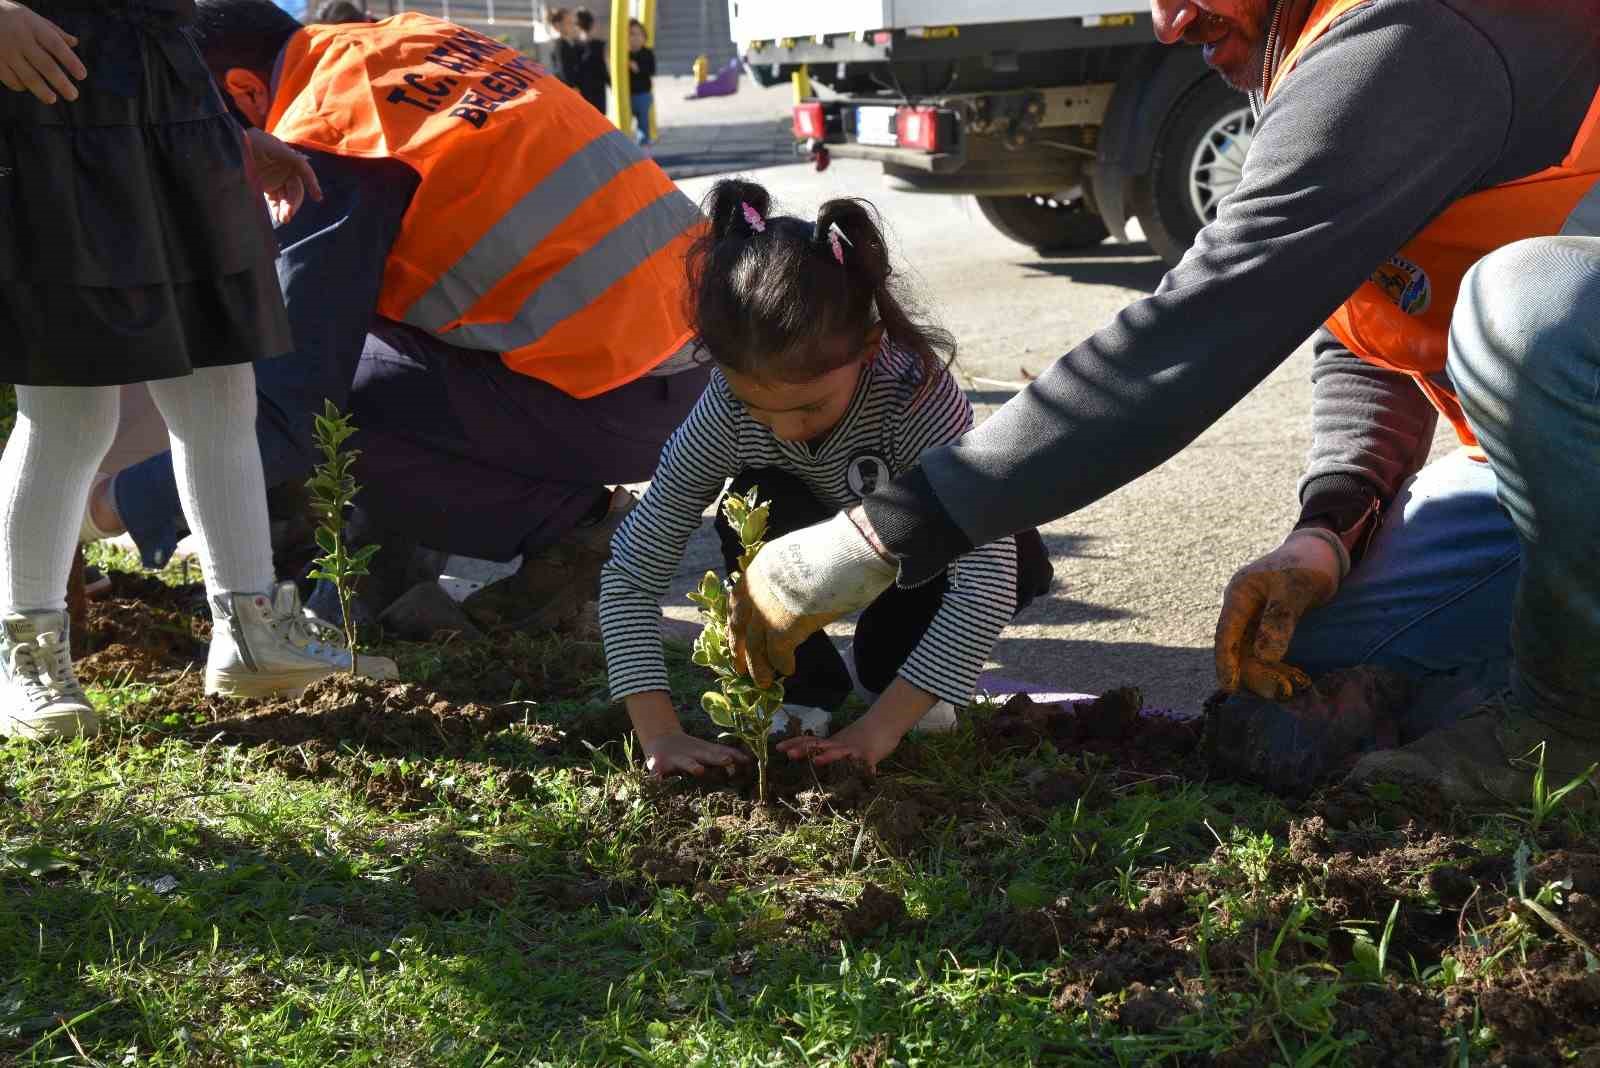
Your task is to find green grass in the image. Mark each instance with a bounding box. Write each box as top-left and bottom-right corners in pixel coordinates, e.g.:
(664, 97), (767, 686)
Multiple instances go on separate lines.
(4, 559), (1599, 1065)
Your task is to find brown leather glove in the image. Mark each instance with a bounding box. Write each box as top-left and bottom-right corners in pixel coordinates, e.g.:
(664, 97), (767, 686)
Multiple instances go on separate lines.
(730, 511), (897, 687)
(1214, 529), (1347, 701)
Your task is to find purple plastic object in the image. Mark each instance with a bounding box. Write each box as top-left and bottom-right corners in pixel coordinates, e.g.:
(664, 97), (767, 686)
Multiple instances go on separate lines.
(687, 58), (741, 99)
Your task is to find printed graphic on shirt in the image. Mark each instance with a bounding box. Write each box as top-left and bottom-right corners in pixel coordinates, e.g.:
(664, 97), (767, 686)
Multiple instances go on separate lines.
(382, 27), (548, 131)
(1370, 254), (1432, 316)
(846, 453), (892, 498)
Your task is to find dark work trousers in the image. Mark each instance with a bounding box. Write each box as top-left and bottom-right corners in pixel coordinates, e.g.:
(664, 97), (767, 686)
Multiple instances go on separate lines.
(714, 467), (1052, 710)
(347, 318), (710, 561)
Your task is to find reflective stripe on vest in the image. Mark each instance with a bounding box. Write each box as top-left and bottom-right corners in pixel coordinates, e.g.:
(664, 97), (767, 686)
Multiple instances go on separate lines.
(268, 14), (703, 399)
(1268, 0), (1600, 449)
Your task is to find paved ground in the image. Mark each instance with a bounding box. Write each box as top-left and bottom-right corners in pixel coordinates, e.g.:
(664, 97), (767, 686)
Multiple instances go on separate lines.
(444, 72), (1459, 713)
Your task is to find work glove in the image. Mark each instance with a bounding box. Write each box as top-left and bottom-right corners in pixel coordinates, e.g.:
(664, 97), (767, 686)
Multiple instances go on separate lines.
(730, 510), (897, 687)
(1214, 528), (1348, 701)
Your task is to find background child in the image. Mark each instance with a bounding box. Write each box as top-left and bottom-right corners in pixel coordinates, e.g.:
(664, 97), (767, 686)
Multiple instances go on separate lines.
(600, 179), (1051, 777)
(0, 0), (392, 740)
(625, 17), (654, 147)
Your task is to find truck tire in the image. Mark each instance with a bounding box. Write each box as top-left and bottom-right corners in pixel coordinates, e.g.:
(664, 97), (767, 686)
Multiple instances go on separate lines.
(1132, 77), (1256, 266)
(975, 194), (1110, 253)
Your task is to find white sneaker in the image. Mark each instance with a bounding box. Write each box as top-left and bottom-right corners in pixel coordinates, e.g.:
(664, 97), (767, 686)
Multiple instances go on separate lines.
(911, 700), (958, 734)
(1, 611), (98, 740)
(769, 703), (831, 738)
(205, 582), (398, 698)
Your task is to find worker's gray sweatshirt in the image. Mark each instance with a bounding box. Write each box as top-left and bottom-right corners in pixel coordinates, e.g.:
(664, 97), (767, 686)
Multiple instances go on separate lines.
(866, 0), (1600, 584)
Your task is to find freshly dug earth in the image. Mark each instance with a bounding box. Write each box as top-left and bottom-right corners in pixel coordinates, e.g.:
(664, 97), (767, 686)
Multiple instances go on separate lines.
(72, 591), (1600, 1062)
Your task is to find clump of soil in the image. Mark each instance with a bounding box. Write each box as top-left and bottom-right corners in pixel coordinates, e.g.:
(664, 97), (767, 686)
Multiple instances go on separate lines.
(77, 571), (209, 681)
(979, 690), (1200, 769)
(840, 882), (907, 939)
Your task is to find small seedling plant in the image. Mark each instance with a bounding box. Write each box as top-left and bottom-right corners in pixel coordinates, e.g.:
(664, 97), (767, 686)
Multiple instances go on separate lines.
(306, 400), (380, 676)
(689, 487), (784, 802)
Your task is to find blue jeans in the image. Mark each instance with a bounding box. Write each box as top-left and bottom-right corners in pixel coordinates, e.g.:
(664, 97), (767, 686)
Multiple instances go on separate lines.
(630, 92), (653, 145)
(1288, 236), (1600, 729)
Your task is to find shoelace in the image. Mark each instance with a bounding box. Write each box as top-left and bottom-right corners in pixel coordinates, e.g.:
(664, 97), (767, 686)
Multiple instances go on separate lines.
(9, 633), (86, 706)
(275, 611), (349, 662)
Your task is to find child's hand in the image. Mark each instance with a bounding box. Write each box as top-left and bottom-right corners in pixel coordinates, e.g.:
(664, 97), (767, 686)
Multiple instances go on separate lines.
(643, 731), (749, 778)
(0, 0), (86, 105)
(629, 60), (639, 73)
(778, 714), (905, 773)
(244, 127), (323, 225)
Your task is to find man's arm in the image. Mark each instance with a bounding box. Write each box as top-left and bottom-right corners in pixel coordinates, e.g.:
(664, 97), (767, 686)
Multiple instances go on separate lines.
(866, 2), (1511, 584)
(112, 150), (416, 568)
(1294, 329), (1439, 557)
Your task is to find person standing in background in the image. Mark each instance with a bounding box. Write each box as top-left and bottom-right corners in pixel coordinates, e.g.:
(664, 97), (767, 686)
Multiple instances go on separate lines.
(545, 6), (579, 88)
(572, 7), (608, 115)
(625, 17), (654, 146)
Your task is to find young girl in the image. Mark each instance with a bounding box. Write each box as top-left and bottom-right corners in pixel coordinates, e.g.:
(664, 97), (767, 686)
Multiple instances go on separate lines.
(600, 179), (1051, 776)
(0, 0), (393, 740)
(625, 18), (654, 147)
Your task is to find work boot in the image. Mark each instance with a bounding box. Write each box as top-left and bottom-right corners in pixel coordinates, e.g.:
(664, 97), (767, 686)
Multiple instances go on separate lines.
(304, 537), (449, 632)
(1202, 666), (1416, 796)
(206, 582), (399, 699)
(1, 611), (97, 740)
(464, 488), (636, 632)
(1346, 692), (1600, 807)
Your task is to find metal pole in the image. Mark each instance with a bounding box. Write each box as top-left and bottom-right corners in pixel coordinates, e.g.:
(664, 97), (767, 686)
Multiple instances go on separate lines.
(609, 0), (632, 133)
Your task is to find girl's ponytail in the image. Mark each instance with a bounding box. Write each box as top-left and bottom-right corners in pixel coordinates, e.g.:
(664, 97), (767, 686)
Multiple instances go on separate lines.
(813, 198), (952, 396)
(705, 178), (772, 242)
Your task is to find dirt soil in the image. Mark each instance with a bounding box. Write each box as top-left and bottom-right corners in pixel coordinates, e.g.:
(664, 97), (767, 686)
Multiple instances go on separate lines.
(77, 592), (1600, 1062)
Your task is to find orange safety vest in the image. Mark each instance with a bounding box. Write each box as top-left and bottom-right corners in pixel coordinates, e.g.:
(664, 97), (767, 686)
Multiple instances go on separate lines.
(1268, 0), (1600, 449)
(267, 14), (702, 399)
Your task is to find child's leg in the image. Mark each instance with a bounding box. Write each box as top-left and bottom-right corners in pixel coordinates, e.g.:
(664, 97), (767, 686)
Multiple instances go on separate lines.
(852, 528), (1051, 695)
(714, 468), (853, 709)
(1, 385), (121, 612)
(146, 363), (397, 695)
(144, 365), (273, 597)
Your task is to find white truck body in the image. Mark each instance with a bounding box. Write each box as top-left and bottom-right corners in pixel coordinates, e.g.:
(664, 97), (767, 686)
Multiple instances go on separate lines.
(729, 1), (1144, 43)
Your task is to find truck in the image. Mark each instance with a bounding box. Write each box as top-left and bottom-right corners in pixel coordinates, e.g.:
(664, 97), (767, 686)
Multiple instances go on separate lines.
(730, 0), (1254, 267)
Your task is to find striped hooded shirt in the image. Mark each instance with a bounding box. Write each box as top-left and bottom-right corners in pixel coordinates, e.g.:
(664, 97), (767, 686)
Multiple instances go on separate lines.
(599, 343), (1019, 706)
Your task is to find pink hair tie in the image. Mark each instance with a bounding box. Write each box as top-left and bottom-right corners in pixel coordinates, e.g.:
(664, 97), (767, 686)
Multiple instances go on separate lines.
(741, 201), (766, 233)
(827, 221), (853, 265)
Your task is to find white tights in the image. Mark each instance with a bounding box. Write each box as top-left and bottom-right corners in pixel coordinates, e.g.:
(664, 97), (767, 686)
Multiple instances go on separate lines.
(0, 365), (274, 612)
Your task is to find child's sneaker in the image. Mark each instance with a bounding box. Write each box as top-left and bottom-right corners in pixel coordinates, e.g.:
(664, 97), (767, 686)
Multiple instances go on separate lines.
(1, 611), (98, 740)
(770, 703), (831, 738)
(911, 700), (958, 734)
(205, 582), (398, 698)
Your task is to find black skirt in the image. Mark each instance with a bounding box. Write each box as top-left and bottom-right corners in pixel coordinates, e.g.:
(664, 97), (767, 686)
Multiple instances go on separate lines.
(0, 0), (291, 387)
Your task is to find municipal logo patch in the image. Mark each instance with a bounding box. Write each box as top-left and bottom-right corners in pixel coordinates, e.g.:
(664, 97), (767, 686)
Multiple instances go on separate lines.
(1370, 254), (1432, 316)
(846, 453), (892, 498)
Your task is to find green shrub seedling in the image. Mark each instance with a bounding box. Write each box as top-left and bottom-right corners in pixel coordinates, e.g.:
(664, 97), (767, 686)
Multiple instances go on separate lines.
(688, 487), (784, 802)
(306, 400), (381, 676)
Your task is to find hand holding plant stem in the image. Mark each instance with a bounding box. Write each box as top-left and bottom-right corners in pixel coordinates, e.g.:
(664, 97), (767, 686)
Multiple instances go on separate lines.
(689, 487), (785, 802)
(306, 400), (381, 677)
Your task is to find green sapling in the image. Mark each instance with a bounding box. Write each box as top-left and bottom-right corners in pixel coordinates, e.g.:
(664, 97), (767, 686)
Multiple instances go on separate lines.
(689, 487), (785, 802)
(306, 400), (381, 677)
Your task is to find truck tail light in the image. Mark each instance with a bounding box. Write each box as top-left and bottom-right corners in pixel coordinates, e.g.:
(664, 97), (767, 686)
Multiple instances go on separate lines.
(793, 102), (825, 140)
(896, 106), (942, 151)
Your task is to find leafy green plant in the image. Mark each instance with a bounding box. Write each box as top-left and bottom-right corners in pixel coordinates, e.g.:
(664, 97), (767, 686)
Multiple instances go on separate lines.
(1344, 899), (1401, 984)
(305, 400), (380, 676)
(1522, 741), (1598, 832)
(688, 487), (784, 802)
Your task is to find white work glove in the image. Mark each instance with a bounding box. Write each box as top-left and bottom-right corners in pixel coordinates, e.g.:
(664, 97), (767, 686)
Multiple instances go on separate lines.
(730, 510), (897, 687)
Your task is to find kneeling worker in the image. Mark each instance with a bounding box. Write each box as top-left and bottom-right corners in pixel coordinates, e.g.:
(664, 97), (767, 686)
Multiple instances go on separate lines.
(84, 0), (708, 631)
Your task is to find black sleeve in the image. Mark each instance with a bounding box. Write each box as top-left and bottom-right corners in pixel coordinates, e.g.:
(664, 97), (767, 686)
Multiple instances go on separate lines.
(870, 2), (1513, 584)
(250, 150), (418, 486)
(637, 48), (656, 78)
